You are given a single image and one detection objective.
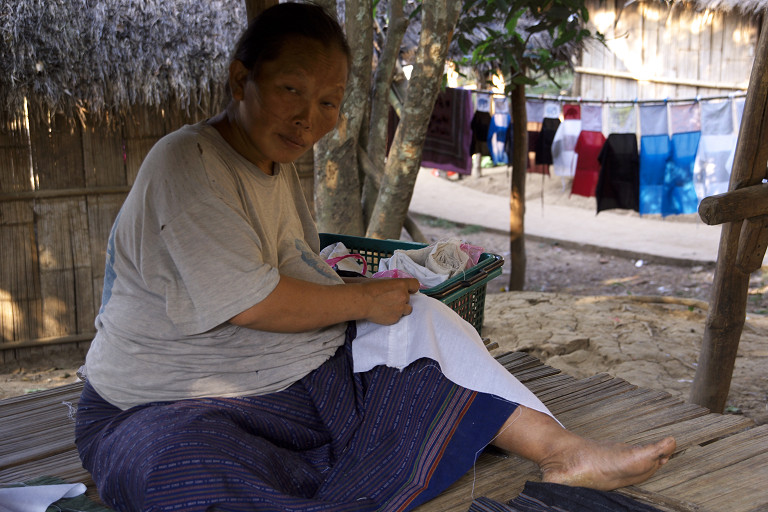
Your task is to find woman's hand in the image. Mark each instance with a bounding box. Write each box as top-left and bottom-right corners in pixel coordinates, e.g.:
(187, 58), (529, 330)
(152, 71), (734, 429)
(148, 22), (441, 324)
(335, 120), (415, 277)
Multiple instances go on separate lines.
(229, 275), (420, 333)
(358, 278), (420, 325)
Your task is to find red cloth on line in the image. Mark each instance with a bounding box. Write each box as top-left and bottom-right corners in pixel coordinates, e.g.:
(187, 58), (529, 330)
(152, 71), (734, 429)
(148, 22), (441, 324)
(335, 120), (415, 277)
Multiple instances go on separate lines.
(571, 130), (606, 197)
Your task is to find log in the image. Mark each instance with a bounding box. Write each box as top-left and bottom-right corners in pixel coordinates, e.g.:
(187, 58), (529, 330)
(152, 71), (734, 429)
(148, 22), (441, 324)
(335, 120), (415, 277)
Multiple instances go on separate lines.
(736, 215), (768, 273)
(698, 183), (768, 225)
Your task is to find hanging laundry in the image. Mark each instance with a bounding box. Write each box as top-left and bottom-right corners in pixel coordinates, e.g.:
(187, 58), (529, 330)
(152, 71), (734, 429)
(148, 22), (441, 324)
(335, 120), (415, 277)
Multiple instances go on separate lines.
(551, 104), (581, 178)
(693, 99), (735, 200)
(535, 117), (560, 165)
(470, 110), (492, 157)
(526, 100), (545, 123)
(571, 104), (606, 197)
(735, 96), (746, 128)
(638, 103), (671, 215)
(421, 87), (474, 175)
(494, 96), (510, 115)
(476, 94), (491, 113)
(607, 104), (637, 134)
(487, 112), (511, 165)
(665, 103), (701, 215)
(562, 103), (581, 120)
(526, 126), (549, 174)
(525, 99), (549, 174)
(595, 133), (640, 213)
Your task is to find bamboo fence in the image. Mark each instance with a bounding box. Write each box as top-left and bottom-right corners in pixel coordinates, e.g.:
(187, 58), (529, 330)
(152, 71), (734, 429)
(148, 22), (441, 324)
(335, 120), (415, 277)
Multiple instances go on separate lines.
(0, 103), (209, 361)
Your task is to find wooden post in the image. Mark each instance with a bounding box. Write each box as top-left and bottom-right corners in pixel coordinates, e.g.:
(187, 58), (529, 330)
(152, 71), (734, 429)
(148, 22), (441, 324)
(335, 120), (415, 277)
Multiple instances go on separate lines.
(689, 14), (768, 412)
(508, 82), (528, 291)
(244, 0), (278, 22)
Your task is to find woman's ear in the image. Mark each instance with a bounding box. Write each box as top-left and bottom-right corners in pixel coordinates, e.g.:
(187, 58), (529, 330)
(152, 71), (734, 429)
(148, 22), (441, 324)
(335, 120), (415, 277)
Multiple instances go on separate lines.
(229, 60), (250, 101)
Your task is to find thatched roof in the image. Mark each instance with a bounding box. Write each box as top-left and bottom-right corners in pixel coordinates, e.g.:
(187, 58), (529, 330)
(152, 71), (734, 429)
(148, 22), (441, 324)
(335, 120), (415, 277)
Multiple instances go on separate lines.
(0, 0), (245, 124)
(2, 0), (765, 125)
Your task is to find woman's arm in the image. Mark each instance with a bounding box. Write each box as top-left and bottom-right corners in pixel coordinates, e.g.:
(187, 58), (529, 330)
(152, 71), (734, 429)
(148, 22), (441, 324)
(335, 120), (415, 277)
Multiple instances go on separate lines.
(229, 275), (420, 333)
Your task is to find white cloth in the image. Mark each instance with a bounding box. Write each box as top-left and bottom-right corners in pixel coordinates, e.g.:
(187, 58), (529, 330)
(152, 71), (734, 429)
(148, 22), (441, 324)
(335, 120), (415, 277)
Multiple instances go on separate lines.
(0, 483), (86, 512)
(378, 239), (471, 289)
(493, 96), (509, 114)
(476, 94), (491, 113)
(670, 102), (701, 134)
(551, 119), (582, 177)
(544, 101), (561, 119)
(640, 104), (669, 136)
(580, 104), (604, 133)
(608, 105), (637, 134)
(694, 100), (737, 200)
(353, 294), (558, 423)
(526, 100), (545, 123)
(319, 242), (368, 275)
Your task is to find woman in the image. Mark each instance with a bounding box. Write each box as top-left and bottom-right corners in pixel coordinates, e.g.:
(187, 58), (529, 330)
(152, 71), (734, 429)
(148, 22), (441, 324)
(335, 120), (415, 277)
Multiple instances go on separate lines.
(75, 3), (675, 511)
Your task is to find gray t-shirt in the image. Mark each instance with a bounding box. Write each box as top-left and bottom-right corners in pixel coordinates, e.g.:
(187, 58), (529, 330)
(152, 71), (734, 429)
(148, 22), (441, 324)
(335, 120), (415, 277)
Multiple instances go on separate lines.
(85, 123), (347, 410)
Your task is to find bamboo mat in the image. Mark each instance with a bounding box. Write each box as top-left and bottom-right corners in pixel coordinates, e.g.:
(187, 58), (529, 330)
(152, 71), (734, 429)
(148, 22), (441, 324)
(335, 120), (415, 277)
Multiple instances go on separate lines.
(0, 353), (764, 512)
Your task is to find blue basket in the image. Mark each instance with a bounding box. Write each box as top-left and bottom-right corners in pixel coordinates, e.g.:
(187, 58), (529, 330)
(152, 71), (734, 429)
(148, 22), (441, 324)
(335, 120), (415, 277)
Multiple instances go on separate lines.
(319, 233), (504, 335)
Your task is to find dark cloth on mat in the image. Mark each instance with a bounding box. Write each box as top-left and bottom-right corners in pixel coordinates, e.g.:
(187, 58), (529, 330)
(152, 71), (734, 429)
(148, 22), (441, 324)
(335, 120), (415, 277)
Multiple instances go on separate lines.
(75, 328), (517, 512)
(468, 481), (664, 512)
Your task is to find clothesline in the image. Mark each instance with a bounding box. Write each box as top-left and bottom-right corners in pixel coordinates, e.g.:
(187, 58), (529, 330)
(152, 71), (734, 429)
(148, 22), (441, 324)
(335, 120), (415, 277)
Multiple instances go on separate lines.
(468, 88), (747, 105)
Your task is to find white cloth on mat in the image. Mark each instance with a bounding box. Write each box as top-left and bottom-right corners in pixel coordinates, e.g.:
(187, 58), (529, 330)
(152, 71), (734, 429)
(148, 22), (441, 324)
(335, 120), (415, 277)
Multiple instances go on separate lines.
(352, 293), (559, 424)
(0, 483), (86, 512)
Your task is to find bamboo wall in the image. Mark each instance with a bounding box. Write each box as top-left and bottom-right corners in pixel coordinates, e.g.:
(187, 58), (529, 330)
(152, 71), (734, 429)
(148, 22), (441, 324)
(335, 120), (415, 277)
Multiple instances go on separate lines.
(576, 0), (758, 100)
(0, 104), (209, 361)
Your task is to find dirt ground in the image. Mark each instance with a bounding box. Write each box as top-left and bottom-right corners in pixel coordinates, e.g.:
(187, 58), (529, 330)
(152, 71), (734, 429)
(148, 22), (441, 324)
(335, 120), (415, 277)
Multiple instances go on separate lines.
(1, 168), (766, 426)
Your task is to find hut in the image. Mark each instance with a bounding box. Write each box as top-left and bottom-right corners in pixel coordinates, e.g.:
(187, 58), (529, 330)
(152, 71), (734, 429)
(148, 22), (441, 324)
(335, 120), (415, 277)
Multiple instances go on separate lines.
(0, 1), (244, 355)
(576, 0), (766, 100)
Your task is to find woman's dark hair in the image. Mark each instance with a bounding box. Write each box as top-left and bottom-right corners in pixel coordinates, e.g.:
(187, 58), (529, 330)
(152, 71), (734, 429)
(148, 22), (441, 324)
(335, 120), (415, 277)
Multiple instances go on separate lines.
(233, 2), (351, 76)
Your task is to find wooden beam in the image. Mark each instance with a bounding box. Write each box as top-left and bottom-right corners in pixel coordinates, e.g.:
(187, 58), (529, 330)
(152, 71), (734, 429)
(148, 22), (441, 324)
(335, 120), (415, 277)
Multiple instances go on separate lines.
(736, 215), (768, 274)
(573, 66), (748, 91)
(0, 332), (95, 352)
(689, 14), (768, 413)
(0, 186), (130, 203)
(698, 183), (768, 225)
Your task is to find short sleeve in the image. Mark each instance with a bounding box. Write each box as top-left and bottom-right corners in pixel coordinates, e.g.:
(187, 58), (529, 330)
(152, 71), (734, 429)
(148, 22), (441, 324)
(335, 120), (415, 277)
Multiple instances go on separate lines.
(159, 195), (279, 335)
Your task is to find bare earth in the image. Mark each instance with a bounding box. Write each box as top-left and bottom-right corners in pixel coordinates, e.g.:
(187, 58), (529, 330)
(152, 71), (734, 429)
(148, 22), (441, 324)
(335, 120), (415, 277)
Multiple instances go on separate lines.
(1, 168), (766, 426)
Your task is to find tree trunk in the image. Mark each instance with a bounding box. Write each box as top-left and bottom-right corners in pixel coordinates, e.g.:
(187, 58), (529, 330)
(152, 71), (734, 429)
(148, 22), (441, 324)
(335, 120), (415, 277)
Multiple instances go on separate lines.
(366, 0), (462, 240)
(313, 0), (373, 236)
(243, 0), (277, 22)
(361, 0), (408, 225)
(508, 82), (527, 290)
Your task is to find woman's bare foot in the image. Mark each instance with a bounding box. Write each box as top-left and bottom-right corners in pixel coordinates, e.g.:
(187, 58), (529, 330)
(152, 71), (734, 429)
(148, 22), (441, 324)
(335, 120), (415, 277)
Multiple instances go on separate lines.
(539, 436), (677, 491)
(491, 406), (677, 491)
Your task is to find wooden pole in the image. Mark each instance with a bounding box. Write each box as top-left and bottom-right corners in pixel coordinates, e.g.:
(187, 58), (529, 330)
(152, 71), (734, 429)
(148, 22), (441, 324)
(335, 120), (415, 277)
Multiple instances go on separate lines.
(689, 14), (768, 413)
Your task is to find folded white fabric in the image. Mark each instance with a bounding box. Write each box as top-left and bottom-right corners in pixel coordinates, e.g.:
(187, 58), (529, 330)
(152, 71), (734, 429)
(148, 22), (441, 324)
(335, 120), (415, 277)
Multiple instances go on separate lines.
(378, 239), (470, 288)
(0, 482), (86, 512)
(352, 293), (559, 424)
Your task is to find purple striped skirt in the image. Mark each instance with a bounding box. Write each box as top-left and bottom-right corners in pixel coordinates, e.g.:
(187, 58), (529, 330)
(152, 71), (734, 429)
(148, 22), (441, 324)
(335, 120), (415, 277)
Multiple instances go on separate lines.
(75, 330), (517, 511)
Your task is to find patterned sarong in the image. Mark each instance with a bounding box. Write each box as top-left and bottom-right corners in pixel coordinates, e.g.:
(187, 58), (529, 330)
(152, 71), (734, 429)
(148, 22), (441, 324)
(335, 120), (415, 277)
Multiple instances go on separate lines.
(75, 328), (517, 511)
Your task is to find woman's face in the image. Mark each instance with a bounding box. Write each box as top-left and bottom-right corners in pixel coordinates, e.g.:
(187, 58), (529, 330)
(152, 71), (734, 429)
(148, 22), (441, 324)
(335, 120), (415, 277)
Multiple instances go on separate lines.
(230, 36), (348, 172)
